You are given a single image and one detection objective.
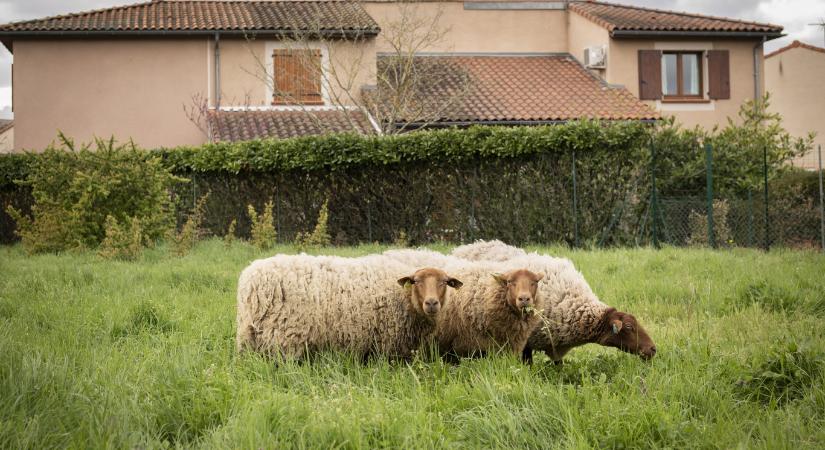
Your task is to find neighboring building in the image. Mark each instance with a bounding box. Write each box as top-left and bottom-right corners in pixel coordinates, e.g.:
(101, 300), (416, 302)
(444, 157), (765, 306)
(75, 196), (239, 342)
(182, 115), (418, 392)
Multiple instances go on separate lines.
(0, 120), (12, 153)
(765, 40), (825, 170)
(0, 0), (783, 151)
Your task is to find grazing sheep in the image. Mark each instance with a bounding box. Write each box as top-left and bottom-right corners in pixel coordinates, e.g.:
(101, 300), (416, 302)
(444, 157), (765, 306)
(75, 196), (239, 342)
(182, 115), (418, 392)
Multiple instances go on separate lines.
(451, 239), (527, 262)
(236, 253), (463, 360)
(436, 267), (545, 361)
(449, 241), (656, 362)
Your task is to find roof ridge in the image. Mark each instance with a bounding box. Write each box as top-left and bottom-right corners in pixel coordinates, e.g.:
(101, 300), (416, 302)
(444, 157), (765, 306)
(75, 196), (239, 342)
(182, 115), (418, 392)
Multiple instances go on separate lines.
(765, 39), (825, 58)
(570, 0), (782, 31)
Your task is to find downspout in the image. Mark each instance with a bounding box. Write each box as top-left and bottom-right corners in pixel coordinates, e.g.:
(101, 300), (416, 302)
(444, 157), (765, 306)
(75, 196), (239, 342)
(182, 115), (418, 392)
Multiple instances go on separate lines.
(214, 32), (221, 109)
(753, 36), (766, 103)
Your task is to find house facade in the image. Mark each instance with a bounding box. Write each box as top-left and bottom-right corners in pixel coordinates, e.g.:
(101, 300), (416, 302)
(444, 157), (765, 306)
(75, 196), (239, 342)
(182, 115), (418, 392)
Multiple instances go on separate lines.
(765, 40), (825, 170)
(0, 0), (783, 151)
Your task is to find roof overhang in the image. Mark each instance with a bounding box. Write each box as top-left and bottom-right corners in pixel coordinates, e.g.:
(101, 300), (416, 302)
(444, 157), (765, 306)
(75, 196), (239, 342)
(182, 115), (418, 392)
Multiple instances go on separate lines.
(0, 28), (379, 40)
(611, 30), (784, 40)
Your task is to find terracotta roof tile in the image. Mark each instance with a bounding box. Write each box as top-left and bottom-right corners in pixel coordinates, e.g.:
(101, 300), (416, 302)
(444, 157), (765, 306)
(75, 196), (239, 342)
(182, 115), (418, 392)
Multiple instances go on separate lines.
(207, 108), (374, 142)
(569, 1), (782, 34)
(765, 40), (825, 58)
(0, 1), (379, 35)
(377, 54), (658, 123)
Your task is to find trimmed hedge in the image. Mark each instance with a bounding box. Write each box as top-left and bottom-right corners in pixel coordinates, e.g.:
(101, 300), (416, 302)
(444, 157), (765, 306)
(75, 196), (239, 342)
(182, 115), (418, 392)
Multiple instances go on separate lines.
(1, 123), (652, 246)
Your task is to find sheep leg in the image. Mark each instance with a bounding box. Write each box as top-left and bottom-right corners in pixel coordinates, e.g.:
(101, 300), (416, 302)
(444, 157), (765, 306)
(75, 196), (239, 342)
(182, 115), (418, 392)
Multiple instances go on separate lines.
(521, 346), (534, 364)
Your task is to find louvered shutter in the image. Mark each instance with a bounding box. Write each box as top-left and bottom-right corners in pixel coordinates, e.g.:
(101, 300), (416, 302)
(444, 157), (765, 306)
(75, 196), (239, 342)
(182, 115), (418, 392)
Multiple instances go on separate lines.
(707, 50), (731, 100)
(273, 49), (323, 105)
(638, 50), (662, 100)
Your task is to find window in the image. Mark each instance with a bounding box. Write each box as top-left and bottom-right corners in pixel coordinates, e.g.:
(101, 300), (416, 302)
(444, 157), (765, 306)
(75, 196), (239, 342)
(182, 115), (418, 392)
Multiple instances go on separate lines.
(272, 49), (323, 105)
(661, 51), (703, 99)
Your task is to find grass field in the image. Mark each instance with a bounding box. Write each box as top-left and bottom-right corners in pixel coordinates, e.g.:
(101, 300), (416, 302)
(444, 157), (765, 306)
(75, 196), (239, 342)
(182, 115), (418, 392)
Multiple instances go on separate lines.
(1, 240), (824, 449)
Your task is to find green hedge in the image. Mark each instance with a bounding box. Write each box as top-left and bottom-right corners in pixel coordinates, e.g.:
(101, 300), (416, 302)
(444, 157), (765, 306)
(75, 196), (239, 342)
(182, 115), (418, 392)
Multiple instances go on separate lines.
(0, 122), (652, 245)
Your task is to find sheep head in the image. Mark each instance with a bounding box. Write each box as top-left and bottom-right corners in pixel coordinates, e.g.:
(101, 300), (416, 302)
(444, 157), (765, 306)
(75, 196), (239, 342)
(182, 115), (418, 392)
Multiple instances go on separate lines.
(398, 268), (462, 318)
(597, 309), (656, 359)
(492, 269), (545, 317)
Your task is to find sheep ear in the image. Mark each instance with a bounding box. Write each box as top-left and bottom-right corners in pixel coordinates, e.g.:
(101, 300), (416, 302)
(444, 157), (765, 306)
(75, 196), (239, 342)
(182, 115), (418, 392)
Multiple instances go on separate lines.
(492, 273), (507, 285)
(446, 277), (463, 289)
(611, 319), (623, 335)
(397, 276), (413, 287)
(535, 272), (545, 281)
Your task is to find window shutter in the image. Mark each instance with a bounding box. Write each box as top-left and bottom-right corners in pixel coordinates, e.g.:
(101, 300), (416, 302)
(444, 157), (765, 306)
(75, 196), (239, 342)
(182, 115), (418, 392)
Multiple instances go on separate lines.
(707, 50), (730, 100)
(638, 50), (662, 100)
(273, 49), (323, 105)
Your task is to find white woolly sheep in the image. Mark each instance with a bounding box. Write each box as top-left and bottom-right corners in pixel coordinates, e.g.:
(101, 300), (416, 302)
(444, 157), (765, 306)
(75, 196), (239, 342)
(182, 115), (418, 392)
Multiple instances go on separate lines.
(236, 253), (462, 360)
(451, 239), (527, 262)
(448, 241), (656, 362)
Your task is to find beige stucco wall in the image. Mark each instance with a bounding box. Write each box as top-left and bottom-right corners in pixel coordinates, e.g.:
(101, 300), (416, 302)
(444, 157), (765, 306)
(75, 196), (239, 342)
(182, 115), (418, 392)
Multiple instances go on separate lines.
(766, 47), (825, 170)
(12, 39), (210, 152)
(567, 9), (609, 76)
(0, 126), (12, 153)
(216, 37), (377, 107)
(606, 38), (764, 129)
(363, 1), (568, 53)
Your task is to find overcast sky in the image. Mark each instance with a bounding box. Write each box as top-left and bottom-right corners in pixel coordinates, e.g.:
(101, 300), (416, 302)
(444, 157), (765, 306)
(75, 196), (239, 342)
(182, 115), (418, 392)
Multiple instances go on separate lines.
(1, 0), (824, 118)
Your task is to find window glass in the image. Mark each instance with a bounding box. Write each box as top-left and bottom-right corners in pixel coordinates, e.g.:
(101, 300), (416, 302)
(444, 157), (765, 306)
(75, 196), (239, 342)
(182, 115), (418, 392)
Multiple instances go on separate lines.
(682, 54), (700, 96)
(662, 54), (678, 96)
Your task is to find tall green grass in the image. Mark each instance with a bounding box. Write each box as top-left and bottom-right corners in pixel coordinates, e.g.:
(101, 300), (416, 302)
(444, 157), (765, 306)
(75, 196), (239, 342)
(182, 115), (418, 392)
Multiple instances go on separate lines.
(1, 241), (823, 448)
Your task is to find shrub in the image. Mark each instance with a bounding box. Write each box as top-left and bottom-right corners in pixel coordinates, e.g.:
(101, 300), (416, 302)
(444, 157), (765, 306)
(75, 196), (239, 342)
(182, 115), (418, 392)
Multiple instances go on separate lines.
(248, 200), (276, 250)
(5, 134), (180, 253)
(687, 199), (732, 247)
(223, 219), (237, 248)
(169, 194), (209, 257)
(99, 215), (144, 261)
(295, 200), (332, 249)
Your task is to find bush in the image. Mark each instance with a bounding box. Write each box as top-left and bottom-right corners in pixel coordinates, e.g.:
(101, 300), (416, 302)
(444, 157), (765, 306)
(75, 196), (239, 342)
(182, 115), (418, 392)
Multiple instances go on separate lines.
(5, 134), (180, 253)
(169, 194), (209, 257)
(295, 199), (331, 249)
(99, 215), (144, 261)
(248, 200), (276, 250)
(223, 219), (237, 248)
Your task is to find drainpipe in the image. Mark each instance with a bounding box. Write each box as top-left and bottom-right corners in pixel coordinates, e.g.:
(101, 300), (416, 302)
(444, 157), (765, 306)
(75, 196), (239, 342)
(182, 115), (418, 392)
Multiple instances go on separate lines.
(214, 32), (221, 108)
(753, 36), (766, 103)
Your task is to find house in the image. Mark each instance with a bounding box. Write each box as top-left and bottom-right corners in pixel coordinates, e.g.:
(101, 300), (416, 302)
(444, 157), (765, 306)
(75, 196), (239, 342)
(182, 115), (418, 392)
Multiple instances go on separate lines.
(0, 120), (12, 153)
(765, 40), (825, 170)
(0, 0), (783, 151)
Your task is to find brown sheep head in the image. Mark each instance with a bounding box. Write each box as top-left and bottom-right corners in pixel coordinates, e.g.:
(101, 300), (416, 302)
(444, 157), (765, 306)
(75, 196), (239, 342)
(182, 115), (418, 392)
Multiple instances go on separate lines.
(492, 269), (545, 317)
(398, 268), (463, 318)
(597, 309), (657, 360)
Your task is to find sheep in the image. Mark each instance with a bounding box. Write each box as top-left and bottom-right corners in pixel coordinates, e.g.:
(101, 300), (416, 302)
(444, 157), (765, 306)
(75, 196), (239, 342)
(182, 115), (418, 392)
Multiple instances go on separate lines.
(236, 253), (463, 361)
(436, 266), (545, 361)
(451, 239), (527, 262)
(448, 241), (657, 362)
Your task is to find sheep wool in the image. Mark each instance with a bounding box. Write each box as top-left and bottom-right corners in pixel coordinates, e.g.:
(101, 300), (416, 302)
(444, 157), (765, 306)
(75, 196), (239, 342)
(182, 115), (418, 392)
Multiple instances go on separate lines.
(382, 248), (453, 268)
(451, 239), (527, 262)
(236, 253), (445, 360)
(435, 263), (544, 358)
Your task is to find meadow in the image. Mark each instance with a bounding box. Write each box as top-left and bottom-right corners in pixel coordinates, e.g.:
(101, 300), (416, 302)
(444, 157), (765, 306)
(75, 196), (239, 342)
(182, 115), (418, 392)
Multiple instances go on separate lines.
(1, 240), (823, 449)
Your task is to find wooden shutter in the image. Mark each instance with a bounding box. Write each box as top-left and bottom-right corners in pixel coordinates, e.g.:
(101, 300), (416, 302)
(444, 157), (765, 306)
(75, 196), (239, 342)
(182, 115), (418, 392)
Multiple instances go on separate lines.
(707, 50), (730, 100)
(273, 49), (323, 105)
(638, 50), (662, 100)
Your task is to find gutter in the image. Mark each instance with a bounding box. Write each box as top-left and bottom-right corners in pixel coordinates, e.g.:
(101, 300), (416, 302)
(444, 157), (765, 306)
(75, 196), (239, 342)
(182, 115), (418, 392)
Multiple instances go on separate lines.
(754, 36), (767, 102)
(611, 30), (784, 40)
(214, 32), (221, 109)
(400, 119), (660, 128)
(0, 29), (380, 39)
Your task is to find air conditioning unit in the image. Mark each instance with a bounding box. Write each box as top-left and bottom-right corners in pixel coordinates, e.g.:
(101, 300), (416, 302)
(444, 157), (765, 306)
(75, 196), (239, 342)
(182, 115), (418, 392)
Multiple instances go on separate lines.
(584, 45), (607, 69)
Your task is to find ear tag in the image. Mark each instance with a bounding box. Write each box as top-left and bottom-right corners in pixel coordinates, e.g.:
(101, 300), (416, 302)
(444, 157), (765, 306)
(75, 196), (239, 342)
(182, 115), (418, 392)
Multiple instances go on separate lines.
(612, 323), (620, 335)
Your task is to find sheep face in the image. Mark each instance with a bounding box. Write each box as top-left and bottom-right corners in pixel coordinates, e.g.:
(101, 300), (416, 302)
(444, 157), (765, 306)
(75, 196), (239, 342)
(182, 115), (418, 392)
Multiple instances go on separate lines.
(398, 268), (463, 318)
(598, 310), (656, 359)
(493, 269), (545, 316)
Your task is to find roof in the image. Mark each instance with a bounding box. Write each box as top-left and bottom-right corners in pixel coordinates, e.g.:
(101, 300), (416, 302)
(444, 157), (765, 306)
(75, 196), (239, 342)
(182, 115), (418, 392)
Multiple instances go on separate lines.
(569, 1), (782, 37)
(207, 108), (375, 142)
(0, 1), (380, 37)
(0, 120), (12, 135)
(375, 54), (658, 125)
(765, 40), (825, 59)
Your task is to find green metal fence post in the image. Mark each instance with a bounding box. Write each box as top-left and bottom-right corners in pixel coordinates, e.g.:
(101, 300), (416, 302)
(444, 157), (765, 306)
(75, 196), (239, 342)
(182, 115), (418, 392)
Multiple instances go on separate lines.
(650, 139), (659, 248)
(817, 144), (824, 252)
(705, 143), (716, 248)
(763, 144), (770, 251)
(572, 150), (579, 248)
